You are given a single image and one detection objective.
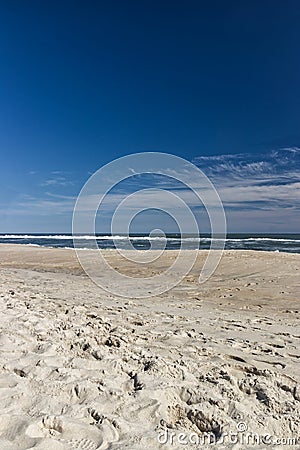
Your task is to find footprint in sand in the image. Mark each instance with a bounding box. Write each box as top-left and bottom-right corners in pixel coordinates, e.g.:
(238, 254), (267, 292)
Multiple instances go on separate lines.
(25, 414), (119, 449)
(0, 414), (38, 449)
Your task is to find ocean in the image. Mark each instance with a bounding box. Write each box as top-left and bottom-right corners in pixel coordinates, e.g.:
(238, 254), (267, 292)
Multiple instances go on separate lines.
(0, 234), (300, 253)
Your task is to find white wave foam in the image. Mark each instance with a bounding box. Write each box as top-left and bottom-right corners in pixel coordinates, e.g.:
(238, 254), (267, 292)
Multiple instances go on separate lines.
(225, 238), (299, 243)
(0, 235), (299, 243)
(0, 234), (134, 240)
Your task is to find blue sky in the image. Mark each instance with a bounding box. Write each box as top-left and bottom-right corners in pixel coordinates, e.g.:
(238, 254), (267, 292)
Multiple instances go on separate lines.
(1, 1), (300, 233)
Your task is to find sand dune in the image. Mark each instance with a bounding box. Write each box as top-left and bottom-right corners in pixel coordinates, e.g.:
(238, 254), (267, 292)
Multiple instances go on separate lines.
(0, 245), (299, 449)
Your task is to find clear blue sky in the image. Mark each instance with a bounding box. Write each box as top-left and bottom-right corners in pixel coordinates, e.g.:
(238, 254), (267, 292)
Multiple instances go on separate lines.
(1, 1), (299, 232)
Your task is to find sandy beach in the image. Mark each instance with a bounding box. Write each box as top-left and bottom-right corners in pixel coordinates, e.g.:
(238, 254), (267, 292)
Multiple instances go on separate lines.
(0, 244), (299, 449)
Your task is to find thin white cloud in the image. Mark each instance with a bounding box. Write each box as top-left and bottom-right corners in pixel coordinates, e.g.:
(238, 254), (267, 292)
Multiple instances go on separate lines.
(191, 148), (300, 232)
(40, 177), (74, 187)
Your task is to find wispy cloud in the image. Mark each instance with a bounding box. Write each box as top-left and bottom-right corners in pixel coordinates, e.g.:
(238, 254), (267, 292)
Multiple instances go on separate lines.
(194, 147), (300, 190)
(4, 193), (75, 216)
(40, 176), (74, 187)
(192, 148), (300, 230)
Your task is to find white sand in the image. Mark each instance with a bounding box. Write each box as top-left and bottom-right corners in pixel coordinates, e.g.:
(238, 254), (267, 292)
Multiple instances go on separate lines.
(0, 245), (299, 449)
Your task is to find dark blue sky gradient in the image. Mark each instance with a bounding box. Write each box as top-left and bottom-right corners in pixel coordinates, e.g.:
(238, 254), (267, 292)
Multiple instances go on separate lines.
(1, 1), (300, 168)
